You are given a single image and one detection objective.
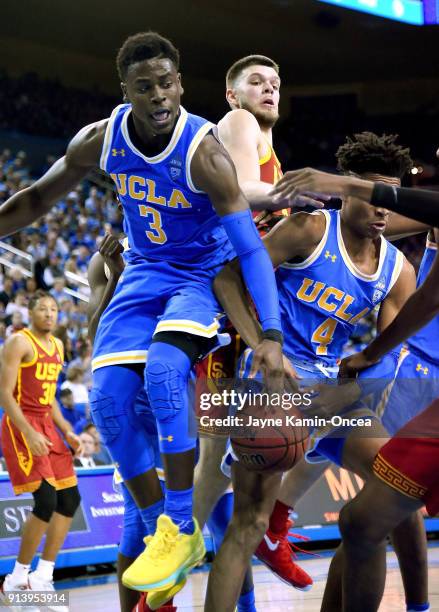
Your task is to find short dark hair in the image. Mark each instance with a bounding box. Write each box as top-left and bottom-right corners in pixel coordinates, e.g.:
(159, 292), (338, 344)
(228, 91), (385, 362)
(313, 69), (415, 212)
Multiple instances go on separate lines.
(28, 290), (57, 311)
(60, 388), (73, 398)
(226, 55), (279, 88)
(116, 31), (180, 81)
(336, 132), (413, 179)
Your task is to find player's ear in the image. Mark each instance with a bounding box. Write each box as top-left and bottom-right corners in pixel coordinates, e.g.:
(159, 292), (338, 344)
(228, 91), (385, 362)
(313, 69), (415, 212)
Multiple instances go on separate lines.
(177, 73), (184, 96)
(226, 87), (238, 109)
(120, 82), (129, 103)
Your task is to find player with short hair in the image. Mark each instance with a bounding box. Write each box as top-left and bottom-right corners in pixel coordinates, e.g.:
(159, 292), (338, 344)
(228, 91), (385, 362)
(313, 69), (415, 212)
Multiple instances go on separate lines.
(87, 235), (174, 612)
(204, 133), (429, 612)
(0, 291), (81, 608)
(0, 31), (284, 598)
(193, 53), (313, 606)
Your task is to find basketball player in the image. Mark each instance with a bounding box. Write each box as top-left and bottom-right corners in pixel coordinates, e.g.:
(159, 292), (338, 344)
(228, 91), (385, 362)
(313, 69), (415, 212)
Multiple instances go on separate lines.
(89, 234), (253, 611)
(88, 235), (175, 612)
(0, 32), (284, 595)
(193, 55), (312, 605)
(204, 133), (429, 612)
(0, 291), (81, 608)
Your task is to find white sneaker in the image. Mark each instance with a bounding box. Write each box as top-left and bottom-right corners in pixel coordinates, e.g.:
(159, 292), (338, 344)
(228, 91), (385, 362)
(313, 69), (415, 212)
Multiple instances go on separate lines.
(1, 574), (40, 612)
(28, 573), (68, 612)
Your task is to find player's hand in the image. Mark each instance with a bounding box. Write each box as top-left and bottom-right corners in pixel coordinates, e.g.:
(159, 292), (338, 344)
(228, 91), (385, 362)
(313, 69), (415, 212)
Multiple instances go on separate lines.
(269, 168), (351, 203)
(249, 339), (284, 394)
(65, 430), (82, 454)
(99, 234), (125, 277)
(339, 351), (378, 379)
(305, 381), (361, 418)
(26, 429), (53, 456)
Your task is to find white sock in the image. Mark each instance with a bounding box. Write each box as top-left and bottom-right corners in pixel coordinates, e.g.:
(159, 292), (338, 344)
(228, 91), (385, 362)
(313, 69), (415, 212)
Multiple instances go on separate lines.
(10, 561), (30, 584)
(34, 558), (54, 582)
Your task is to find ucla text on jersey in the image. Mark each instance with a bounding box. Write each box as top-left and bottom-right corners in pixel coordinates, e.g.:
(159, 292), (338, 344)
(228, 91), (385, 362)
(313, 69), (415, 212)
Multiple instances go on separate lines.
(100, 104), (233, 267)
(276, 209), (404, 365)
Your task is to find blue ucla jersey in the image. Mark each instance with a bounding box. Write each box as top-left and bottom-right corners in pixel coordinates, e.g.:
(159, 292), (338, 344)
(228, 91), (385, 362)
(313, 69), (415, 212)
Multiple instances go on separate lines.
(100, 104), (234, 267)
(407, 238), (439, 363)
(276, 209), (404, 366)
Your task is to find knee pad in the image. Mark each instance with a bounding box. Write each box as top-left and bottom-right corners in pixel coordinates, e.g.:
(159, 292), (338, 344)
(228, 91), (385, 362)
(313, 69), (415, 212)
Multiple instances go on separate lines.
(89, 388), (126, 447)
(146, 343), (191, 423)
(32, 480), (57, 523)
(55, 486), (81, 518)
(119, 484), (147, 558)
(146, 361), (186, 422)
(90, 376), (155, 480)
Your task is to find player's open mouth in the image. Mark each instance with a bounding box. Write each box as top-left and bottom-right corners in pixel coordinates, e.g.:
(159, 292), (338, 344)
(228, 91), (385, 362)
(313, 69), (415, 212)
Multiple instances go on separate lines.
(151, 110), (171, 123)
(370, 222), (386, 231)
(262, 99), (275, 107)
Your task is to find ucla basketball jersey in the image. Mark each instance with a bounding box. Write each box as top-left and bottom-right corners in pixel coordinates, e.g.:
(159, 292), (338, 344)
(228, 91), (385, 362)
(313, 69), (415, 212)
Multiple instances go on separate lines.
(407, 238), (439, 363)
(100, 104), (234, 267)
(277, 209), (404, 366)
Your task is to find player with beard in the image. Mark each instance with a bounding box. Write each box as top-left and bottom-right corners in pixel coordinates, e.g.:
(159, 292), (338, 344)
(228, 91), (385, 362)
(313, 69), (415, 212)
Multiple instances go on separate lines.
(193, 56), (315, 610)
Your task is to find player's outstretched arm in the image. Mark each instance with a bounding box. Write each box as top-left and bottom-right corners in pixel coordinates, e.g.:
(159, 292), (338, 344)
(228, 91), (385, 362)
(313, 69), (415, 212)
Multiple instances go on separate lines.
(191, 134), (284, 391)
(0, 335), (52, 455)
(0, 120), (106, 238)
(87, 235), (125, 343)
(271, 167), (439, 227)
(218, 110), (324, 211)
(384, 213), (430, 241)
(340, 250), (439, 377)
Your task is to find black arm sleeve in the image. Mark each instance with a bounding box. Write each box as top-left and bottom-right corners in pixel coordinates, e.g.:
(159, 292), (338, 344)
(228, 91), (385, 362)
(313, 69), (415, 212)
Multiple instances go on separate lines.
(371, 183), (439, 226)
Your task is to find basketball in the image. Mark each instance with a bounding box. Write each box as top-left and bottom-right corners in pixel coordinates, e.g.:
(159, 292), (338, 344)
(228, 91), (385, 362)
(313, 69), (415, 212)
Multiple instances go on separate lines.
(231, 401), (310, 473)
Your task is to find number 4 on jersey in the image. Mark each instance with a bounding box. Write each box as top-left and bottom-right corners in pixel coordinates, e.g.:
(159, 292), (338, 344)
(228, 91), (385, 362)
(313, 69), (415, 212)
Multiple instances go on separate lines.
(311, 318), (338, 356)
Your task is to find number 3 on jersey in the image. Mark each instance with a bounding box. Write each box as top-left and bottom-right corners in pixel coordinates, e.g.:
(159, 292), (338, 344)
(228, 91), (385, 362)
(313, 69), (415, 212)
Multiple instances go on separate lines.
(311, 318), (338, 356)
(138, 205), (167, 244)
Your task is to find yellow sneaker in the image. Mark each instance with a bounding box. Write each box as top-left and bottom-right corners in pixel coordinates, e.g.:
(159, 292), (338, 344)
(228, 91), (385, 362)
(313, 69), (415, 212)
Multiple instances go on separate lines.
(122, 514), (205, 592)
(146, 576), (187, 610)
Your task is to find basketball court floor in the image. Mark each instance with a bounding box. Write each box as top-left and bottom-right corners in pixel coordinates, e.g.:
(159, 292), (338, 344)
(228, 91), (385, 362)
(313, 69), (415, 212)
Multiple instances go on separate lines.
(65, 544), (439, 611)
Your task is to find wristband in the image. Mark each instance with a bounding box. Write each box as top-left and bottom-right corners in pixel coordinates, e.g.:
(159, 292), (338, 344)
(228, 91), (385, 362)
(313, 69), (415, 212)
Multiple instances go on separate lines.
(262, 329), (284, 346)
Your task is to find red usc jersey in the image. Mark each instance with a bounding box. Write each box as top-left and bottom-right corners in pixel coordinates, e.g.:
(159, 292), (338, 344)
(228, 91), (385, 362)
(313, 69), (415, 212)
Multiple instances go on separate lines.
(253, 142), (289, 236)
(13, 329), (63, 414)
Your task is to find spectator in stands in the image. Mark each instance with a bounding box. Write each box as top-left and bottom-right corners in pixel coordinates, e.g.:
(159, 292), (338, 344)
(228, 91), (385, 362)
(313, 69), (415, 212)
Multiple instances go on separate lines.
(24, 277), (37, 300)
(5, 311), (25, 337)
(73, 430), (105, 467)
(43, 253), (64, 287)
(58, 388), (83, 429)
(68, 339), (92, 388)
(26, 230), (47, 260)
(51, 278), (71, 304)
(5, 290), (29, 325)
(0, 276), (14, 308)
(75, 246), (91, 275)
(54, 324), (74, 364)
(83, 422), (112, 465)
(61, 366), (89, 415)
(9, 267), (26, 293)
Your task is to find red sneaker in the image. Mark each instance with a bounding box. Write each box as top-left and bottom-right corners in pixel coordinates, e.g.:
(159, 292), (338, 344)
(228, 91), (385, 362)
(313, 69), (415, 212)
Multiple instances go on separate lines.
(132, 593), (177, 612)
(132, 593), (149, 612)
(255, 520), (314, 590)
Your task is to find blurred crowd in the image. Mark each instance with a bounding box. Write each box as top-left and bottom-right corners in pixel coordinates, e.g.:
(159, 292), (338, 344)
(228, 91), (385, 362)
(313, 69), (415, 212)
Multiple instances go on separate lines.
(0, 72), (438, 470)
(0, 145), (121, 468)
